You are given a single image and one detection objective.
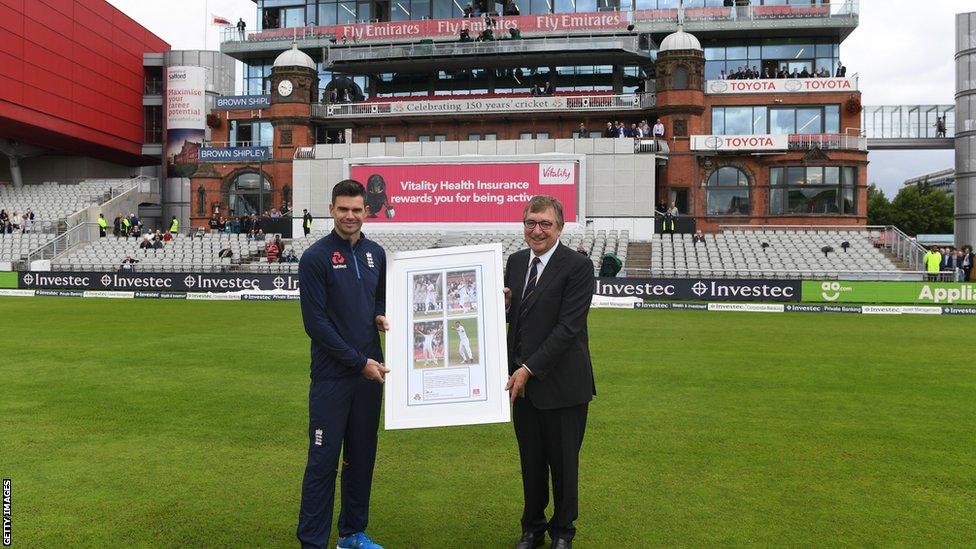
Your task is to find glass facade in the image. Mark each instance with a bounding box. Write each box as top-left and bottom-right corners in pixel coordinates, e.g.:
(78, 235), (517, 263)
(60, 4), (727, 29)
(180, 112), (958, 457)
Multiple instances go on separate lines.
(706, 166), (750, 216)
(703, 39), (839, 81)
(769, 166), (857, 215)
(712, 105), (840, 135)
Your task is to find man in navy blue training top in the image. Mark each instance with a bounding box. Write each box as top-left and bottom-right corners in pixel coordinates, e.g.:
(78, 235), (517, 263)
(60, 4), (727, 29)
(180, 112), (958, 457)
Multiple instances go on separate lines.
(297, 179), (390, 549)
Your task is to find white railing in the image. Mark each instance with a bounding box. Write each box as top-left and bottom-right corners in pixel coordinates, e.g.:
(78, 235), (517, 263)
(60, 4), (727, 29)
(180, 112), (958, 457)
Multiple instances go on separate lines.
(788, 134), (867, 152)
(315, 92), (653, 118)
(624, 265), (934, 282)
(23, 222), (100, 268)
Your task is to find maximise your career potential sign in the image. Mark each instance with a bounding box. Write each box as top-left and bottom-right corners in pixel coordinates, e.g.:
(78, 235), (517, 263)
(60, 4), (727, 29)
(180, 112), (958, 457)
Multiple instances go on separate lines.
(348, 158), (580, 223)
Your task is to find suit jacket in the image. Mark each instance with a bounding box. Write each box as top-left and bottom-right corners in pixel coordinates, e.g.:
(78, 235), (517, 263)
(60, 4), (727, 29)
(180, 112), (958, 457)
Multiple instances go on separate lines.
(505, 243), (596, 410)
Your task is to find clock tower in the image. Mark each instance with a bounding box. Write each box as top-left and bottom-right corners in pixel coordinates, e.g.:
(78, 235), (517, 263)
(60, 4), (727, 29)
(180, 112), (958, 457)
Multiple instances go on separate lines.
(270, 43), (319, 105)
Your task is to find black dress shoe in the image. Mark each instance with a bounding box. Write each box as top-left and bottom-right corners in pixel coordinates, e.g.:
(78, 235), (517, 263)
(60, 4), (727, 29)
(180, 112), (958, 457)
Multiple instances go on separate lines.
(550, 539), (572, 549)
(514, 531), (545, 549)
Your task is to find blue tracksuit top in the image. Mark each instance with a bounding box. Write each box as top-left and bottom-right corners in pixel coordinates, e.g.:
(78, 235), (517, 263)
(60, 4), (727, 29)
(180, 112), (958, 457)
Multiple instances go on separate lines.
(299, 230), (386, 380)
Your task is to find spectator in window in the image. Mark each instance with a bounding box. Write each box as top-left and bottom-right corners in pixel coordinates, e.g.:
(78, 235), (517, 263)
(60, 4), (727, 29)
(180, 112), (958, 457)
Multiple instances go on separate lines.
(463, 2), (474, 17)
(719, 69), (727, 80)
(631, 123), (642, 138)
(543, 81), (553, 95)
(531, 83), (542, 96)
(603, 121), (615, 137)
(750, 66), (760, 79)
(763, 67), (774, 79)
(639, 119), (651, 138)
(776, 66), (787, 79)
(577, 122), (588, 138)
(835, 61), (846, 77)
(799, 67), (811, 78)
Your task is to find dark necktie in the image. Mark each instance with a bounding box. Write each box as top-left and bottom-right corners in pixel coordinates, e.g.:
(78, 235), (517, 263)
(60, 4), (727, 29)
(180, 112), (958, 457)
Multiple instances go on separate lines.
(522, 257), (541, 302)
(515, 257), (541, 357)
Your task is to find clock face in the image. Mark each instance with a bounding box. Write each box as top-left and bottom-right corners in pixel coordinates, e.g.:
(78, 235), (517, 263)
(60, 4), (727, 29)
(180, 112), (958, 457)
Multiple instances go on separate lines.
(278, 79), (293, 97)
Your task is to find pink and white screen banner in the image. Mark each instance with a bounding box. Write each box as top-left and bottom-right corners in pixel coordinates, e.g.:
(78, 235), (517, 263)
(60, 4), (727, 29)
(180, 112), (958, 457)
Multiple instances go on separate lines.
(348, 160), (578, 223)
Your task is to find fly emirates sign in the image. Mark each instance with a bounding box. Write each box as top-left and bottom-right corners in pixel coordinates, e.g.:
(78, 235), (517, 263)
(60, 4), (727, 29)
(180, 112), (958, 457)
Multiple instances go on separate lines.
(691, 134), (788, 152)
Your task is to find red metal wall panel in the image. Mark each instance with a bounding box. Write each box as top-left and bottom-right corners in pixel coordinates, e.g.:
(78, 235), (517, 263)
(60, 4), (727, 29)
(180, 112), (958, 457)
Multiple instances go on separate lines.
(0, 0), (170, 165)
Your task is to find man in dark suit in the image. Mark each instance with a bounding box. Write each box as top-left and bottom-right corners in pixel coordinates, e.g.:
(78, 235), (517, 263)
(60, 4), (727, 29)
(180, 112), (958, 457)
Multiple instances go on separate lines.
(503, 195), (596, 549)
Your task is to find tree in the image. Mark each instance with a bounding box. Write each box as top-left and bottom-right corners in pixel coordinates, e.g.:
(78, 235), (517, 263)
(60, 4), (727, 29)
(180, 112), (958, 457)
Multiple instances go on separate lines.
(887, 182), (954, 236)
(866, 183), (893, 226)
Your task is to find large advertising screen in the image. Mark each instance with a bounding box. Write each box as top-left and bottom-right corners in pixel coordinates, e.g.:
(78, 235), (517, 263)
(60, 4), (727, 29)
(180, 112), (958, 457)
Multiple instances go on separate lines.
(348, 158), (580, 223)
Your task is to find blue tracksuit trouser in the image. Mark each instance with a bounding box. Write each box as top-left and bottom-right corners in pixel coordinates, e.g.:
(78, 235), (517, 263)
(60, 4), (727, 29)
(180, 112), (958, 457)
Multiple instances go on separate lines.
(296, 376), (382, 549)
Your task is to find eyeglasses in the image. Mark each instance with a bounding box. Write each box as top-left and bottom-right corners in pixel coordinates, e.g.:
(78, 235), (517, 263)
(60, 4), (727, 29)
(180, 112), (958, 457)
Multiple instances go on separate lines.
(523, 220), (555, 231)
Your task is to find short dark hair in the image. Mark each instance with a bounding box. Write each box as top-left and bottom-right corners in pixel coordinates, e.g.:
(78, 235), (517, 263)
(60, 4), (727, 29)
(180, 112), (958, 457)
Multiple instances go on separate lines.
(332, 179), (366, 203)
(523, 195), (564, 227)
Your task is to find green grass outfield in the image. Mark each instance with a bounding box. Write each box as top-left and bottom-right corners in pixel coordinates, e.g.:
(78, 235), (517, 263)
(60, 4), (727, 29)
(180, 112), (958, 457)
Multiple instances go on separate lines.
(1, 297), (974, 547)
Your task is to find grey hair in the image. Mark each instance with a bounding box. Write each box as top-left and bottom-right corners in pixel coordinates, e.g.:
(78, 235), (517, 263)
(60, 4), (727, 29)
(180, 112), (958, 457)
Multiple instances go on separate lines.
(523, 195), (564, 227)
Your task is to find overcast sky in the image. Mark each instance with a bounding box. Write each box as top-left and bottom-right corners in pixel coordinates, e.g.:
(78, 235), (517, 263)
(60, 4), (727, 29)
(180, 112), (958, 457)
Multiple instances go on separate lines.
(107, 0), (970, 198)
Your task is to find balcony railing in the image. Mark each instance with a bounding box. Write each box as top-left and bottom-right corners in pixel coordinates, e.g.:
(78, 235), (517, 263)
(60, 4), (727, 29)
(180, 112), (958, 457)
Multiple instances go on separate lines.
(313, 92), (654, 118)
(324, 35), (643, 66)
(221, 1), (857, 46)
(635, 0), (858, 25)
(788, 133), (867, 151)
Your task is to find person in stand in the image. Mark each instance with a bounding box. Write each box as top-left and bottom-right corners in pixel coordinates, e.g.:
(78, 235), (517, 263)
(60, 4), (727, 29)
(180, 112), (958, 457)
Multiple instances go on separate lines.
(168, 216), (179, 237)
(97, 213), (108, 237)
(304, 209), (314, 236)
(652, 118), (665, 151)
(237, 18), (246, 40)
(603, 121), (615, 138)
(936, 116), (947, 138)
(504, 195), (595, 549)
(835, 61), (847, 77)
(296, 180), (389, 549)
(923, 246), (943, 281)
(576, 123), (588, 139)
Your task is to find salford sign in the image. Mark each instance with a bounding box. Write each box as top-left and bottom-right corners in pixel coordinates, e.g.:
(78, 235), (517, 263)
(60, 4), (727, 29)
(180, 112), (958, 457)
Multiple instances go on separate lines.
(705, 78), (856, 95)
(19, 272), (300, 293)
(594, 278), (800, 302)
(691, 134), (788, 152)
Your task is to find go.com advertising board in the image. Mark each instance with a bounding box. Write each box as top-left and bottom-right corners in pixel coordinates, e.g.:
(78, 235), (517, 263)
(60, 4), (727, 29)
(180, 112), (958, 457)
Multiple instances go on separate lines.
(803, 280), (976, 305)
(347, 158), (580, 223)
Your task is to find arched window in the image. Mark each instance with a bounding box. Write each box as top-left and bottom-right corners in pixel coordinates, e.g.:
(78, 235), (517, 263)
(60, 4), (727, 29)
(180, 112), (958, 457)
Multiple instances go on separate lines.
(196, 187), (206, 217)
(673, 66), (689, 89)
(706, 166), (750, 216)
(228, 172), (272, 217)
